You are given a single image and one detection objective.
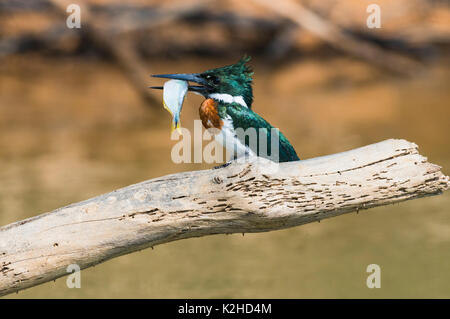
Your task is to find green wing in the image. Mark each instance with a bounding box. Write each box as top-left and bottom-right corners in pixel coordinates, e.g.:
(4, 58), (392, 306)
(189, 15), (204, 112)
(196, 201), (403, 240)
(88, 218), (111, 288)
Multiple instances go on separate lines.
(222, 103), (300, 162)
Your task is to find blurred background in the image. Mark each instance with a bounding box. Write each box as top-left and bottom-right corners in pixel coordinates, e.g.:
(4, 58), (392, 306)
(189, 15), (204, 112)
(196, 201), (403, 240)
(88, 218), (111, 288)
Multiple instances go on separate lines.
(0, 0), (449, 298)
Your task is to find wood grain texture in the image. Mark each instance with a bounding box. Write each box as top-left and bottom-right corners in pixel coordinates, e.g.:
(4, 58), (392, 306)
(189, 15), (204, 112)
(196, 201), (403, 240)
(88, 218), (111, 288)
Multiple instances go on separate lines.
(0, 139), (448, 296)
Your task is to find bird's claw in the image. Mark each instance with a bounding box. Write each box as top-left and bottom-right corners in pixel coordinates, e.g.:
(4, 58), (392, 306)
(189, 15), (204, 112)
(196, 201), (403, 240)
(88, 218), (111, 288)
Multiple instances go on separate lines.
(213, 161), (233, 169)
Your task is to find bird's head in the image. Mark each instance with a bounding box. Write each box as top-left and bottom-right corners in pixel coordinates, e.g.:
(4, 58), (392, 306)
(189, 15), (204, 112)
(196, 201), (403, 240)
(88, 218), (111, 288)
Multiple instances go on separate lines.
(151, 56), (254, 108)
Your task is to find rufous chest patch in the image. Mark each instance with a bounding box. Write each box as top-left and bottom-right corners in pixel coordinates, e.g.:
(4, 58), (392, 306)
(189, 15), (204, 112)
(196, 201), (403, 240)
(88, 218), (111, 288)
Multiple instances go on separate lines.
(199, 98), (223, 132)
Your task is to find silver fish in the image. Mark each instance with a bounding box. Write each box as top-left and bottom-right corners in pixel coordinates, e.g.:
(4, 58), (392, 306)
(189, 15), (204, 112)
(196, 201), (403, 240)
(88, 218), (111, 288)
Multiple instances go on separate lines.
(162, 79), (188, 134)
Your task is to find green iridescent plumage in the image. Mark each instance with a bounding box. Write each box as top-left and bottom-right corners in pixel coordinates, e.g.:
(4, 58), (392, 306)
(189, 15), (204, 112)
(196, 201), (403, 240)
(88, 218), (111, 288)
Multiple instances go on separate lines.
(217, 101), (300, 162)
(208, 57), (299, 162)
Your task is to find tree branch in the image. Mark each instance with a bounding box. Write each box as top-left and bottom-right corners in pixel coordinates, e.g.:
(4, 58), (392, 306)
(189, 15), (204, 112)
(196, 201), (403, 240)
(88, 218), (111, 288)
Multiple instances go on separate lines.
(0, 139), (448, 296)
(250, 0), (425, 76)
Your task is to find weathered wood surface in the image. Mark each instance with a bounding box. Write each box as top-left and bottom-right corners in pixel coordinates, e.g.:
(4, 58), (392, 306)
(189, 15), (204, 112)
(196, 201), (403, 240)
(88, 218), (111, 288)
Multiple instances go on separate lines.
(0, 139), (448, 296)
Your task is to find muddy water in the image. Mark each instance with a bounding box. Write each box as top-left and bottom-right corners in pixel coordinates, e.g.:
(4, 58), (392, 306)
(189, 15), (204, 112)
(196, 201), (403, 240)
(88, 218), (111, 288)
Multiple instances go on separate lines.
(1, 55), (449, 297)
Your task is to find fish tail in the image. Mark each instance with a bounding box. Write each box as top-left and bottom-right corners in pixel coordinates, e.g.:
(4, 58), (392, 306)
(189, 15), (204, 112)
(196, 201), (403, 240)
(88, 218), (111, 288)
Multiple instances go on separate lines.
(171, 114), (182, 135)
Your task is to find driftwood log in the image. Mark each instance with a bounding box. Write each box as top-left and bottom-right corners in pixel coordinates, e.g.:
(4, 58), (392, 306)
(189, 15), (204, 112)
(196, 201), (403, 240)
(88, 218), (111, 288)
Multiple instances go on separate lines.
(0, 139), (448, 296)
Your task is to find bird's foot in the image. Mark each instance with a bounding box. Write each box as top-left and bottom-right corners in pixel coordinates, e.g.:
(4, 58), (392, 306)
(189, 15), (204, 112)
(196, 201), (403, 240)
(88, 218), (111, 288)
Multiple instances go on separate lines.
(213, 161), (233, 169)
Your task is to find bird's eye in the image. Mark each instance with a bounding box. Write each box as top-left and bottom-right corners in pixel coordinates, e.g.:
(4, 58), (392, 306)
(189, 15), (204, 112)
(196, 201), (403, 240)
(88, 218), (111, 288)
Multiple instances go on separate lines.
(205, 75), (220, 85)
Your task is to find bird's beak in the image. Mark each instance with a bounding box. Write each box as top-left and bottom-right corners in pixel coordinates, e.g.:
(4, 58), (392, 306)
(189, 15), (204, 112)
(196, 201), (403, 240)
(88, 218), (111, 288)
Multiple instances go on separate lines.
(150, 73), (209, 96)
(148, 85), (206, 94)
(151, 73), (208, 85)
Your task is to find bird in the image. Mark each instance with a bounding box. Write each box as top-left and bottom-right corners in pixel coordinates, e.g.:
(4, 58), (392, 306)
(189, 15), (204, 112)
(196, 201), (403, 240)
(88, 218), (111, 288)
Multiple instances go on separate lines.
(151, 56), (299, 164)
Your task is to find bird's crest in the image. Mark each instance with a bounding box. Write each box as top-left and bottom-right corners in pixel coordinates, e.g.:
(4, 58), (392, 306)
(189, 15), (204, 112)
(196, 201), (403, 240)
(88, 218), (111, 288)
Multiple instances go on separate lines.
(205, 56), (253, 82)
(202, 56), (254, 107)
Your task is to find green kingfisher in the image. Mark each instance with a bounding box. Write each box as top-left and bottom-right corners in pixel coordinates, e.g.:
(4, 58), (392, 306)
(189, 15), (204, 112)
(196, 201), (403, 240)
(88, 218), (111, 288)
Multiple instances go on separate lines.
(151, 56), (299, 163)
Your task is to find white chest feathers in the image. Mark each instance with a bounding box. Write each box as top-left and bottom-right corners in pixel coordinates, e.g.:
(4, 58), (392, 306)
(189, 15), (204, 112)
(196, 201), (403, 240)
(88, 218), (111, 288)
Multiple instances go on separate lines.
(208, 93), (248, 108)
(214, 115), (255, 160)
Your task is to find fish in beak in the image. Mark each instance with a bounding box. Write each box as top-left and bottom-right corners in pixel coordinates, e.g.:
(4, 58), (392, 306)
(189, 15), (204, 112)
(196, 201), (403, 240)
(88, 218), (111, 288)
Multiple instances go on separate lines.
(160, 80), (188, 134)
(150, 73), (211, 134)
